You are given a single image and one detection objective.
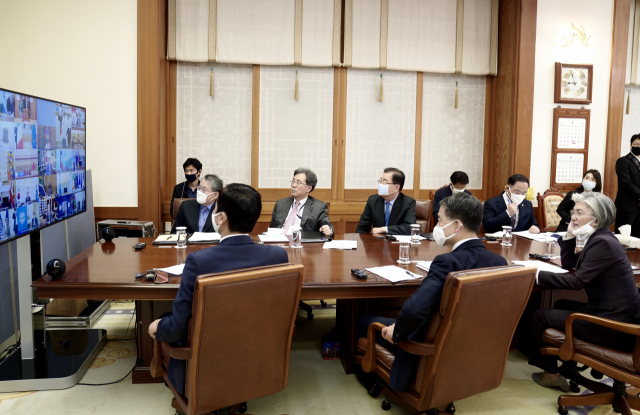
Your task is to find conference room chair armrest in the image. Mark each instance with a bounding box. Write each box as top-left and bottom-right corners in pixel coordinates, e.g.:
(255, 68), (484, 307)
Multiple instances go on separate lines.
(150, 340), (163, 378)
(362, 322), (386, 373)
(559, 313), (640, 364)
(162, 341), (193, 360)
(396, 340), (436, 356)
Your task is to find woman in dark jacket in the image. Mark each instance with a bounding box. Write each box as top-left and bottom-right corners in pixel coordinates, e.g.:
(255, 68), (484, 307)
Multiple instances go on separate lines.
(555, 169), (601, 232)
(528, 192), (640, 391)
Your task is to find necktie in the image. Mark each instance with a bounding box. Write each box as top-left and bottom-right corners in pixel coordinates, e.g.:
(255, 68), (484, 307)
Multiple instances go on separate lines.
(198, 206), (209, 232)
(284, 201), (300, 234)
(384, 202), (391, 226)
(510, 214), (516, 228)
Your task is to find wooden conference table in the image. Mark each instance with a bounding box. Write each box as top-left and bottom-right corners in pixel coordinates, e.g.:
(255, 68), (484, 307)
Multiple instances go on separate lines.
(32, 233), (640, 383)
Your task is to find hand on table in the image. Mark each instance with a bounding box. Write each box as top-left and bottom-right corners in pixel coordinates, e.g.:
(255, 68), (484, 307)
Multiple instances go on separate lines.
(529, 226), (540, 234)
(381, 323), (396, 344)
(372, 227), (386, 235)
(148, 318), (161, 340)
(319, 225), (333, 236)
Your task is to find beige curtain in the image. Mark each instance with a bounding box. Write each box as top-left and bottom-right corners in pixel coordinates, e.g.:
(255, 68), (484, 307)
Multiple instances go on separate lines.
(345, 0), (498, 75)
(167, 0), (341, 66)
(627, 0), (640, 85)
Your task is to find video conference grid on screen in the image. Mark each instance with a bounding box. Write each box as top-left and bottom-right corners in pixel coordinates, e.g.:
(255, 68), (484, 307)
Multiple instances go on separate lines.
(0, 89), (86, 242)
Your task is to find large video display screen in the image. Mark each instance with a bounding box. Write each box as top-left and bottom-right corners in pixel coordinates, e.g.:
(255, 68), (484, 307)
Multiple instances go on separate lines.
(0, 89), (86, 244)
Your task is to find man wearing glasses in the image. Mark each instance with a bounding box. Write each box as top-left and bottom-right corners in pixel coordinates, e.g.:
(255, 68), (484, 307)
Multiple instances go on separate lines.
(615, 133), (640, 237)
(356, 167), (417, 235)
(171, 174), (223, 234)
(270, 168), (334, 236)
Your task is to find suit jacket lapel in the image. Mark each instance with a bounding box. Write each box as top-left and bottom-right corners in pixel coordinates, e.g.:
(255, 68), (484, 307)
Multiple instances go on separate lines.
(202, 201), (216, 232)
(387, 194), (402, 226)
(300, 197), (313, 228)
(279, 197), (295, 227)
(628, 153), (640, 174)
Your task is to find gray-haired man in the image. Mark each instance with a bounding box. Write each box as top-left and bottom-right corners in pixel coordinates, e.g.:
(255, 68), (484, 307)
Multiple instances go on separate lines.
(171, 174), (223, 234)
(270, 168), (334, 236)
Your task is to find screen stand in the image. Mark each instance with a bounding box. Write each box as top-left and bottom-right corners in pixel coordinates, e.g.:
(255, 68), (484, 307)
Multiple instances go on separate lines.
(0, 235), (106, 392)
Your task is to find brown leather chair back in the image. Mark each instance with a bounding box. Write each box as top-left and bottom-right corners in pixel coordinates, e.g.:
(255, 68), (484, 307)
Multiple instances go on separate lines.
(172, 198), (190, 220)
(182, 264), (303, 414)
(410, 265), (536, 410)
(536, 188), (565, 232)
(414, 200), (432, 233)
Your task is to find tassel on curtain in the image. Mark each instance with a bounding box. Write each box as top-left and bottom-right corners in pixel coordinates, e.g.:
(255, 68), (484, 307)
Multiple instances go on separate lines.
(627, 89), (631, 115)
(210, 66), (213, 97)
(295, 70), (299, 100)
(379, 74), (383, 101)
(454, 81), (459, 109)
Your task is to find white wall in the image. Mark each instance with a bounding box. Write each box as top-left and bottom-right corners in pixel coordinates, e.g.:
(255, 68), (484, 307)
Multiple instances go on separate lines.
(0, 0), (137, 207)
(531, 0), (614, 202)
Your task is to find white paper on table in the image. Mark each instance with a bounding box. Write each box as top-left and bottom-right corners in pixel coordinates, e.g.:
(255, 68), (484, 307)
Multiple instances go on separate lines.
(188, 232), (221, 242)
(323, 240), (358, 250)
(416, 261), (432, 272)
(154, 264), (185, 275)
(258, 234), (289, 242)
(393, 235), (426, 243)
(265, 227), (284, 236)
(512, 231), (552, 242)
(365, 265), (420, 282)
(511, 260), (569, 277)
(485, 231), (504, 238)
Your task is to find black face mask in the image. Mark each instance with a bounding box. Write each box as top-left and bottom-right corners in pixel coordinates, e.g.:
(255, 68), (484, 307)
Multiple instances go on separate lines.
(632, 147), (640, 156)
(185, 173), (197, 183)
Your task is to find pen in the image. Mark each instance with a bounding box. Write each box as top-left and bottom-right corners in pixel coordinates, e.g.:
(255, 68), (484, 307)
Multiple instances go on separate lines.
(167, 236), (173, 240)
(405, 270), (418, 279)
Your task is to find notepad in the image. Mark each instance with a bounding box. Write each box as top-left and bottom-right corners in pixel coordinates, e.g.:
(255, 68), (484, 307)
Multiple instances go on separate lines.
(259, 234), (289, 243)
(323, 240), (357, 250)
(392, 235), (427, 243)
(512, 260), (569, 276)
(188, 232), (221, 243)
(416, 261), (432, 272)
(365, 266), (420, 283)
(153, 264), (185, 275)
(153, 234), (177, 245)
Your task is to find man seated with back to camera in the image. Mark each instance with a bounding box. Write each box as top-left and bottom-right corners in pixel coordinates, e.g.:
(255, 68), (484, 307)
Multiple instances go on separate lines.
(432, 171), (472, 224)
(170, 157), (203, 218)
(171, 174), (222, 234)
(270, 167), (334, 236)
(148, 183), (289, 396)
(356, 167), (416, 235)
(356, 193), (508, 392)
(482, 173), (540, 234)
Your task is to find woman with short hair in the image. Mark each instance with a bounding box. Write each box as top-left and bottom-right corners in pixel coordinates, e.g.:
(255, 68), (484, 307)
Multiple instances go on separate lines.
(527, 192), (640, 391)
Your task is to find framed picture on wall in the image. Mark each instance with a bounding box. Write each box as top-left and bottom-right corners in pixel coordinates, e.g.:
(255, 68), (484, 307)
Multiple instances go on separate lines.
(550, 108), (590, 191)
(554, 62), (593, 105)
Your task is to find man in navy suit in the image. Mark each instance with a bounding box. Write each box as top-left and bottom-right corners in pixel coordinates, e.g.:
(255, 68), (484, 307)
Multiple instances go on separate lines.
(357, 193), (508, 392)
(432, 171), (472, 223)
(148, 183), (289, 395)
(482, 174), (540, 234)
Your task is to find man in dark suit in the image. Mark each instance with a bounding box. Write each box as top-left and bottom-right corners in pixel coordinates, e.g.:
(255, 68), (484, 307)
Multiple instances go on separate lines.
(270, 168), (334, 236)
(432, 171), (472, 223)
(171, 174), (222, 234)
(482, 174), (540, 234)
(357, 193), (508, 392)
(148, 183), (289, 395)
(615, 133), (640, 237)
(170, 158), (202, 218)
(356, 167), (416, 235)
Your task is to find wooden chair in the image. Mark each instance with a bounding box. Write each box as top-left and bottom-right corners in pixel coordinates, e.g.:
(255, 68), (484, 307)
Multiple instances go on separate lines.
(414, 200), (432, 233)
(150, 264), (304, 415)
(541, 315), (640, 415)
(172, 198), (190, 221)
(354, 265), (536, 414)
(536, 188), (564, 232)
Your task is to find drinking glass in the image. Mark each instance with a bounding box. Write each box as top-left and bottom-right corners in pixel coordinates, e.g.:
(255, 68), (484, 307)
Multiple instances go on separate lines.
(410, 224), (421, 244)
(575, 235), (585, 250)
(291, 226), (302, 249)
(398, 241), (411, 264)
(501, 226), (513, 247)
(544, 238), (556, 258)
(176, 227), (187, 249)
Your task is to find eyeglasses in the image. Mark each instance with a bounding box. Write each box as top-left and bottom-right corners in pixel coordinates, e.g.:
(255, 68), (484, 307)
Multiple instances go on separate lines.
(570, 210), (595, 218)
(377, 180), (397, 185)
(197, 186), (214, 193)
(290, 180), (308, 186)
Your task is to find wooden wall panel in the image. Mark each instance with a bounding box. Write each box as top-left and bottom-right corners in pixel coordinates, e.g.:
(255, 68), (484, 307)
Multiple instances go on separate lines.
(604, 0), (632, 199)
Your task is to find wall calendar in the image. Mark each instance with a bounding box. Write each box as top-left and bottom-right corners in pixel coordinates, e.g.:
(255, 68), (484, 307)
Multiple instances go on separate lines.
(550, 108), (590, 191)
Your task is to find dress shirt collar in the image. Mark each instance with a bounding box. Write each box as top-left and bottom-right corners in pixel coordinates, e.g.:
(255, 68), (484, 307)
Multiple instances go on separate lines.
(220, 233), (250, 242)
(385, 195), (399, 208)
(292, 196), (308, 208)
(452, 237), (479, 251)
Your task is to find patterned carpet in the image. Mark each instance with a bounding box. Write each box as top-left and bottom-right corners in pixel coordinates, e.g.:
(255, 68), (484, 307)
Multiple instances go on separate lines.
(1, 301), (638, 414)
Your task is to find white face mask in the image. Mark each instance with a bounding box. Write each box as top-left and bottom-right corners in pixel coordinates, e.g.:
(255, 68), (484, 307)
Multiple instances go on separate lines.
(196, 190), (211, 205)
(582, 180), (596, 191)
(378, 183), (390, 196)
(212, 212), (224, 233)
(572, 218), (596, 240)
(508, 188), (525, 206)
(433, 220), (458, 247)
(451, 184), (465, 194)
